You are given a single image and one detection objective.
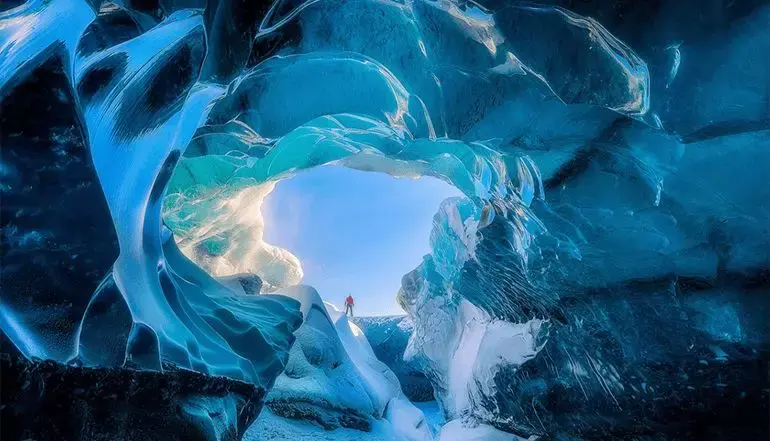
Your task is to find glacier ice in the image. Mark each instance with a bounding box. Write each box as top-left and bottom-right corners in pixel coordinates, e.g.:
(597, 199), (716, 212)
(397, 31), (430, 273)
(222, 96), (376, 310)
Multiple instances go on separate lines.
(164, 181), (303, 290)
(437, 419), (530, 441)
(1, 0), (769, 439)
(265, 285), (433, 440)
(266, 286), (378, 430)
(354, 315), (435, 402)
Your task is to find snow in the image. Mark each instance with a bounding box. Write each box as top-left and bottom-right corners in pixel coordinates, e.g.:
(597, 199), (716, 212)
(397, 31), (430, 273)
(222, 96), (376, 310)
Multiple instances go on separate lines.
(248, 400), (452, 441)
(401, 282), (545, 422)
(266, 286), (433, 441)
(268, 286), (375, 424)
(257, 286), (542, 441)
(247, 408), (409, 441)
(442, 301), (544, 417)
(328, 303), (434, 441)
(437, 419), (533, 441)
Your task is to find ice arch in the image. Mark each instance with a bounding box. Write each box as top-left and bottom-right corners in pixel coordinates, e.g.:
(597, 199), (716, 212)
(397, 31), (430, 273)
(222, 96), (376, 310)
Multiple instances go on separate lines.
(2, 0), (560, 388)
(1, 0), (768, 439)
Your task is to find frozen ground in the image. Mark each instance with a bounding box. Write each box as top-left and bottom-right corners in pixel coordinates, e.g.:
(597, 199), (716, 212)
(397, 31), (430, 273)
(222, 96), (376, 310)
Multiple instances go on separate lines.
(248, 401), (446, 441)
(252, 286), (434, 440)
(248, 401), (535, 441)
(246, 408), (410, 441)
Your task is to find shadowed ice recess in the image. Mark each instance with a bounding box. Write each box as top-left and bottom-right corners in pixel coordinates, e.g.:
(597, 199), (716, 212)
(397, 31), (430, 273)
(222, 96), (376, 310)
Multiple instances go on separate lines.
(1, 0), (768, 439)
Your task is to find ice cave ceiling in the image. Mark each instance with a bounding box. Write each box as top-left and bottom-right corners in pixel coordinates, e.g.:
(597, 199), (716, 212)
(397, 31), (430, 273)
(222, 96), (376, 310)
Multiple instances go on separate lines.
(1, 0), (769, 439)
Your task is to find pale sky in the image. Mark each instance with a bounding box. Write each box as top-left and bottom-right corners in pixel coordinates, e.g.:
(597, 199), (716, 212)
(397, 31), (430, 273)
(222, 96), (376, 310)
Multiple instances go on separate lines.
(263, 165), (461, 316)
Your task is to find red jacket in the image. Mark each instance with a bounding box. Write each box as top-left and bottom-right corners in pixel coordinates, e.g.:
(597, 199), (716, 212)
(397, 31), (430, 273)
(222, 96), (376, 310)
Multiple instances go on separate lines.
(345, 296), (354, 306)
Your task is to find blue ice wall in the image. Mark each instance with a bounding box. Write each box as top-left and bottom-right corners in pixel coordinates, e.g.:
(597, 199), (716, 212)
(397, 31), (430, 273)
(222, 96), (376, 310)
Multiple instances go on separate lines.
(1, 1), (302, 389)
(354, 316), (435, 403)
(1, 0), (768, 438)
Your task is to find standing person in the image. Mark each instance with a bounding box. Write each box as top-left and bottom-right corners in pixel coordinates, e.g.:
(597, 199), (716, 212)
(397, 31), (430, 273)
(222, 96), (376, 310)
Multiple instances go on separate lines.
(344, 294), (355, 317)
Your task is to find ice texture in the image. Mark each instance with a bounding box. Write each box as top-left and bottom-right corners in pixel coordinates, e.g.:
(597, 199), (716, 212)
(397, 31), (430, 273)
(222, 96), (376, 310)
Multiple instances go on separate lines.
(354, 316), (435, 402)
(265, 286), (432, 440)
(1, 0), (769, 439)
(1, 1), (305, 390)
(164, 181), (303, 290)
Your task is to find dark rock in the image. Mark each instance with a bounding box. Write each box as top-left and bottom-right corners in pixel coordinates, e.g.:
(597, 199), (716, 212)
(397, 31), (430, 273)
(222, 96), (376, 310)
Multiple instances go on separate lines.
(0, 355), (265, 441)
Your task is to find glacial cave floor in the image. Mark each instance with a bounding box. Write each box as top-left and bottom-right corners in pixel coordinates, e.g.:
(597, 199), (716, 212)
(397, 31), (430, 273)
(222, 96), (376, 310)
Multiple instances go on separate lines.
(246, 406), (440, 441)
(413, 401), (445, 434)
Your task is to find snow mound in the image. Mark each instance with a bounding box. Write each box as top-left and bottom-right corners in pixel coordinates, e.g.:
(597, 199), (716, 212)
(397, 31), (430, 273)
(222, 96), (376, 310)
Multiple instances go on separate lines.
(266, 286), (433, 441)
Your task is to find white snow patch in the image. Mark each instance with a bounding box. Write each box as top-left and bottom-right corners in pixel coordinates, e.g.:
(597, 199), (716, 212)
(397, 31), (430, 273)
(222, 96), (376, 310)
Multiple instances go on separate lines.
(409, 298), (545, 421)
(332, 313), (433, 440)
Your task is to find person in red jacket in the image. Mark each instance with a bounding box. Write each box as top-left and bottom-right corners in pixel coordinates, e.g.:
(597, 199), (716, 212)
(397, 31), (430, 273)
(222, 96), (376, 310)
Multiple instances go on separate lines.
(344, 294), (355, 317)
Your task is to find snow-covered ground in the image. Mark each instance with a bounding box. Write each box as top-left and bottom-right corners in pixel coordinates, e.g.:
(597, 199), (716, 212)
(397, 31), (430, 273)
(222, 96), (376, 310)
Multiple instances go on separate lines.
(242, 286), (540, 441)
(437, 420), (532, 441)
(251, 286), (434, 440)
(248, 403), (447, 441)
(248, 401), (535, 441)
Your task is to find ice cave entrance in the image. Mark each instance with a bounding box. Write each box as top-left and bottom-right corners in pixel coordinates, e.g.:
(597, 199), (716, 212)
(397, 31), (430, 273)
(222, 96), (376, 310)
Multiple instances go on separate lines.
(263, 165), (461, 316)
(162, 162), (461, 314)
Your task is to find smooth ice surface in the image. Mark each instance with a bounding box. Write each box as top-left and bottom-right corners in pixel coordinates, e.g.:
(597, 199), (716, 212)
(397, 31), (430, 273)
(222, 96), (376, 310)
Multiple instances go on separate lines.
(2, 2), (307, 389)
(2, 0), (768, 439)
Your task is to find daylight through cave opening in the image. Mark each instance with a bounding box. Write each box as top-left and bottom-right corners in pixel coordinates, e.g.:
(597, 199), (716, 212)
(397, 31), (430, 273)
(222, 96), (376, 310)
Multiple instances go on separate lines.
(162, 162), (463, 312)
(2, 0), (769, 439)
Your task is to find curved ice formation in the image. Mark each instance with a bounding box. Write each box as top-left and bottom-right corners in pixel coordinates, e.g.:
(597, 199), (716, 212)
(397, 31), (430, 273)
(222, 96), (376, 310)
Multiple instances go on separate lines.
(1, 2), (304, 388)
(2, 0), (769, 439)
(164, 181), (303, 290)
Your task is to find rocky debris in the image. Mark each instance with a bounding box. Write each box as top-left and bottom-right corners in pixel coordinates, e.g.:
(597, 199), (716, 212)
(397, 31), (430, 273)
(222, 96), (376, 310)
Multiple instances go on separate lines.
(0, 355), (265, 441)
(266, 400), (372, 432)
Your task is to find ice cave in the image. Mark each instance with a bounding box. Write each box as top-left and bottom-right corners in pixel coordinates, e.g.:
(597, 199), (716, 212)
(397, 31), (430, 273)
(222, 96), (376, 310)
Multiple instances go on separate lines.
(1, 0), (769, 440)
